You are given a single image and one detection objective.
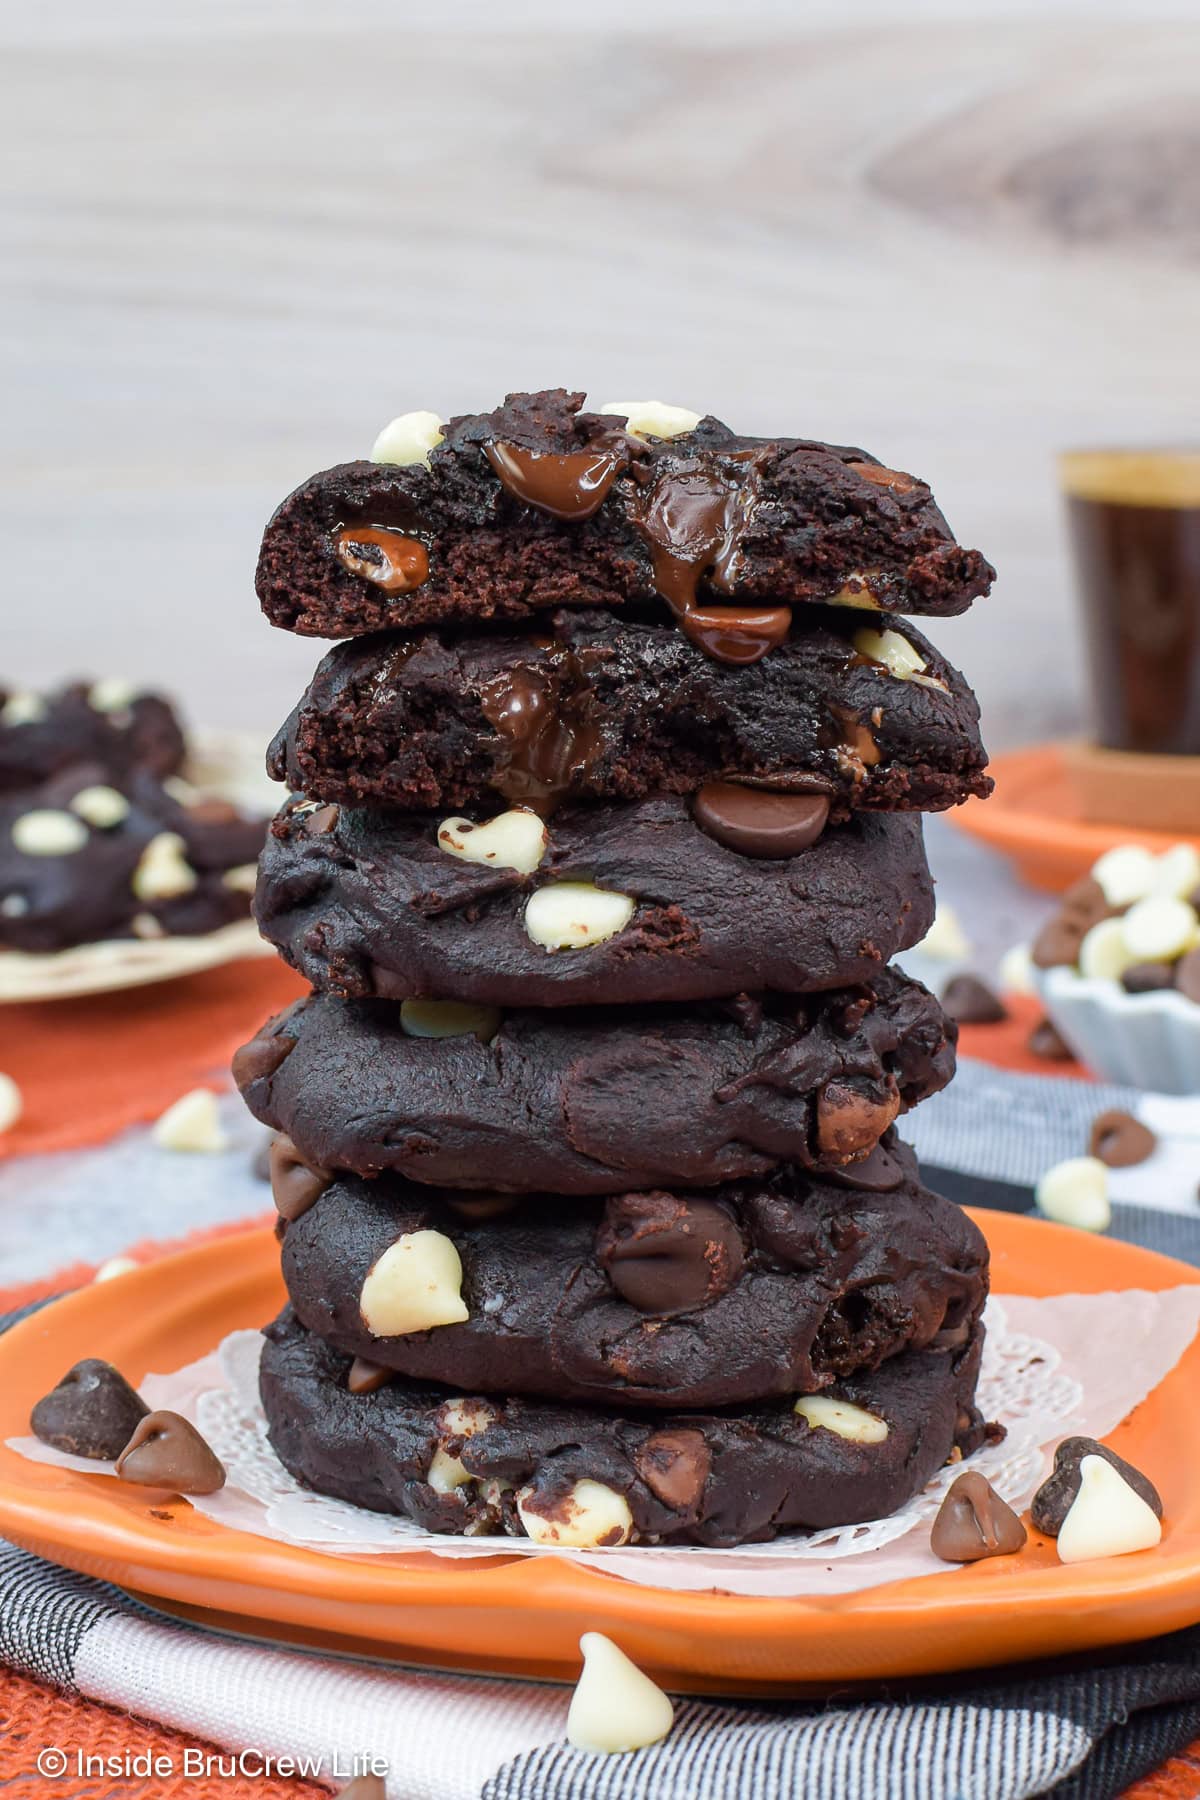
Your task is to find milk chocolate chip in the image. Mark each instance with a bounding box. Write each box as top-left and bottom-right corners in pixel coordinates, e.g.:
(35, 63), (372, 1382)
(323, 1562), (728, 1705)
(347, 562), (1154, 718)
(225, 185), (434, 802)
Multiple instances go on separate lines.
(823, 1139), (905, 1192)
(1030, 1436), (1162, 1537)
(347, 1357), (393, 1396)
(115, 1410), (226, 1494)
(597, 1191), (745, 1314)
(31, 1359), (148, 1460)
(815, 1080), (901, 1158)
(941, 974), (1008, 1025)
(930, 1471), (1027, 1563)
(231, 1027), (297, 1089)
(1088, 1109), (1157, 1169)
(634, 1428), (711, 1511)
(335, 526), (429, 595)
(269, 1133), (332, 1221)
(692, 782), (830, 859)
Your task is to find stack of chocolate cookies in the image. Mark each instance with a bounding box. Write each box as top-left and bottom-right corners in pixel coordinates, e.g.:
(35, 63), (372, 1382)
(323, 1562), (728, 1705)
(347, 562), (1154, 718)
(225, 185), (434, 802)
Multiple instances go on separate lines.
(234, 390), (997, 1549)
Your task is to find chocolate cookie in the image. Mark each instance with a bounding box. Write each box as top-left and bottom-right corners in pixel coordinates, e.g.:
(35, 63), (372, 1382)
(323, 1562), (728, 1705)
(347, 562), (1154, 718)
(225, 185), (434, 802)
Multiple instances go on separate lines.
(0, 763), (266, 952)
(278, 1151), (988, 1408)
(256, 389), (994, 647)
(233, 971), (955, 1195)
(254, 797), (934, 1006)
(259, 1307), (990, 1547)
(266, 608), (989, 819)
(0, 680), (185, 794)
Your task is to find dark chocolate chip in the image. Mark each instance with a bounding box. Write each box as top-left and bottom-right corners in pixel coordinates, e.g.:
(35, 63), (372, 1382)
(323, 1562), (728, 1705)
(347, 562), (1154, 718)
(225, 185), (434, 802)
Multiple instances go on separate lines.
(1030, 1436), (1162, 1537)
(815, 1079), (900, 1158)
(634, 1428), (711, 1511)
(1122, 960), (1177, 994)
(941, 973), (1008, 1026)
(1060, 876), (1113, 928)
(231, 1029), (297, 1090)
(269, 1133), (332, 1221)
(1028, 1016), (1073, 1062)
(31, 1359), (149, 1460)
(348, 1357), (393, 1396)
(597, 1192), (745, 1314)
(692, 781), (830, 859)
(1176, 947), (1200, 1004)
(442, 1193), (520, 1221)
(1031, 915), (1085, 970)
(930, 1471), (1027, 1562)
(115, 1410), (226, 1494)
(822, 1139), (906, 1193)
(1088, 1109), (1157, 1169)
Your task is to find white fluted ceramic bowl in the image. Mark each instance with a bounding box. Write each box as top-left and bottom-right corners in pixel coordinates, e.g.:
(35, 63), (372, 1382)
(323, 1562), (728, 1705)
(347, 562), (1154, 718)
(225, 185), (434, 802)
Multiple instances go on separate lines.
(1034, 963), (1200, 1093)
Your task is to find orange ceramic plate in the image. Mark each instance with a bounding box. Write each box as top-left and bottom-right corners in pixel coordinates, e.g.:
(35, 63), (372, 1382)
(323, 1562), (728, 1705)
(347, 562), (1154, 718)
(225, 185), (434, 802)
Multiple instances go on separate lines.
(949, 744), (1200, 893)
(1, 1218), (1199, 1694)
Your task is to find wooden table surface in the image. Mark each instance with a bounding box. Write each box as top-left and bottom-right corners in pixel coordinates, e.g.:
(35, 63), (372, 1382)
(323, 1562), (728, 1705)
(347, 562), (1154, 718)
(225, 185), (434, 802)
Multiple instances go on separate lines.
(3, 0), (1198, 747)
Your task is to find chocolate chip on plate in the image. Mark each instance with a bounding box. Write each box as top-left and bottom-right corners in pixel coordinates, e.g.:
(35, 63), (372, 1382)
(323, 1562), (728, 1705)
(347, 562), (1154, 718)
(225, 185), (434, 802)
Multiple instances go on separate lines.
(1028, 1015), (1073, 1062)
(31, 1359), (149, 1460)
(115, 1410), (226, 1494)
(1121, 961), (1176, 995)
(1030, 1436), (1162, 1537)
(941, 973), (1008, 1025)
(1088, 1109), (1157, 1169)
(930, 1471), (1027, 1563)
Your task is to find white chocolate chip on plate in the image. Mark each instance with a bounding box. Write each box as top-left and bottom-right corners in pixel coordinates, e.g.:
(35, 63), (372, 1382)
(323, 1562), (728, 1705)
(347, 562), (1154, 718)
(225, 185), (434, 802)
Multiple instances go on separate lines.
(12, 809), (89, 857)
(1035, 1156), (1111, 1232)
(427, 1397), (497, 1494)
(88, 678), (137, 713)
(437, 809), (548, 875)
(1056, 1453), (1163, 1564)
(517, 1478), (634, 1548)
(1078, 916), (1137, 982)
(221, 863), (260, 895)
(998, 941), (1037, 997)
(370, 409), (445, 468)
(152, 1087), (229, 1154)
(69, 785), (130, 829)
(524, 881), (635, 951)
(94, 1255), (139, 1282)
(0, 1072), (22, 1134)
(360, 1230), (469, 1337)
(1152, 843), (1200, 900)
(1, 691), (48, 726)
(1091, 844), (1157, 907)
(794, 1394), (889, 1444)
(399, 999), (502, 1042)
(1121, 895), (1199, 962)
(131, 832), (197, 902)
(597, 400), (701, 441)
(567, 1632), (675, 1755)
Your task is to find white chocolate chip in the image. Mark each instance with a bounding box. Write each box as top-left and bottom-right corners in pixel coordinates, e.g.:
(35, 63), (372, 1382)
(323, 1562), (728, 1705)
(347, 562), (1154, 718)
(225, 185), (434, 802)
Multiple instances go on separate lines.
(370, 409), (445, 467)
(69, 785), (130, 829)
(1036, 1156), (1111, 1232)
(88, 677), (137, 713)
(567, 1632), (675, 1755)
(1091, 844), (1157, 907)
(152, 1088), (229, 1153)
(911, 906), (971, 962)
(1121, 895), (1199, 963)
(162, 775), (200, 806)
(94, 1255), (138, 1282)
(524, 881), (635, 951)
(597, 400), (701, 441)
(825, 575), (882, 611)
(427, 1396), (497, 1494)
(437, 809), (548, 875)
(1078, 916), (1136, 982)
(1153, 843), (1200, 900)
(1, 894), (29, 918)
(998, 941), (1037, 997)
(794, 1394), (889, 1444)
(11, 809), (89, 857)
(1, 691), (47, 726)
(131, 912), (166, 939)
(221, 862), (260, 895)
(0, 1072), (22, 1134)
(1056, 1453), (1162, 1564)
(360, 1230), (469, 1337)
(517, 1478), (634, 1548)
(399, 999), (502, 1042)
(131, 832), (196, 901)
(853, 625), (927, 681)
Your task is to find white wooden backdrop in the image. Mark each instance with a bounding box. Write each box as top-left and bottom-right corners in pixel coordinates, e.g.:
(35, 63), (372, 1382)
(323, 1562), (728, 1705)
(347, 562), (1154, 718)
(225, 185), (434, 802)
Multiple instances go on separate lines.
(3, 0), (1198, 748)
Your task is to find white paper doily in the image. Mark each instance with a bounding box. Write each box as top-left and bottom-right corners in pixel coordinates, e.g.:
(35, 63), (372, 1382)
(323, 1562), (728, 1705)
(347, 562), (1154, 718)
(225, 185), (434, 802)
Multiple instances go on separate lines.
(14, 1286), (1200, 1599)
